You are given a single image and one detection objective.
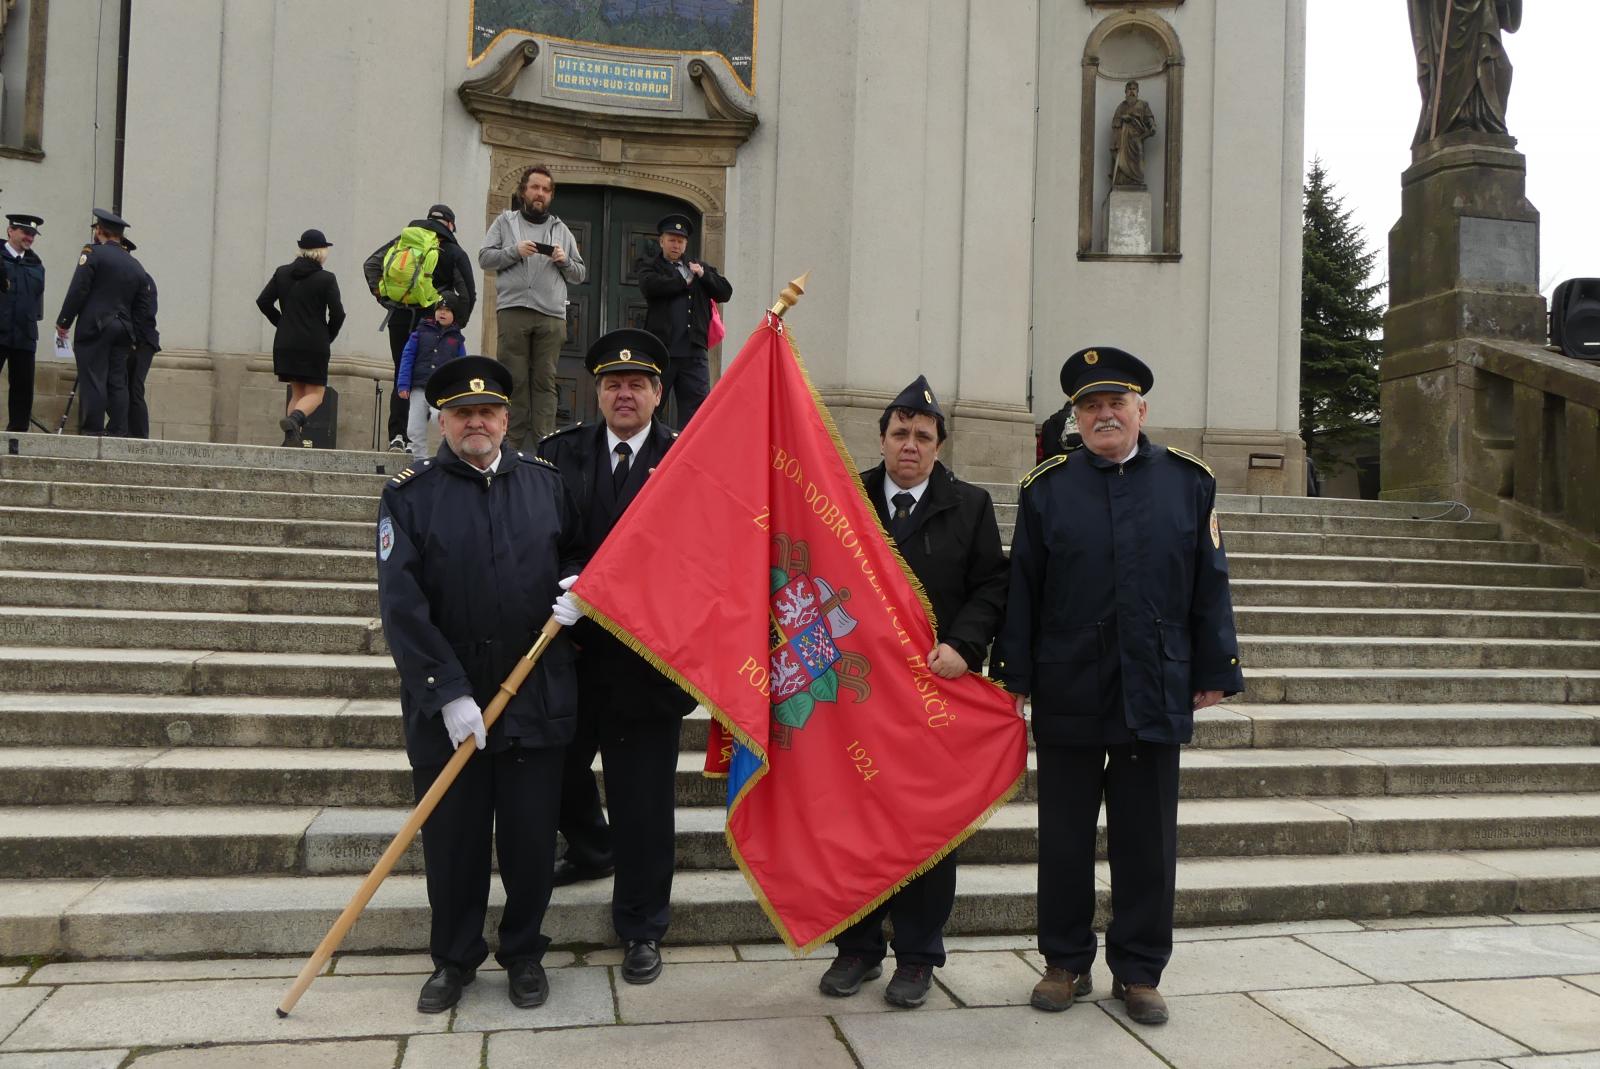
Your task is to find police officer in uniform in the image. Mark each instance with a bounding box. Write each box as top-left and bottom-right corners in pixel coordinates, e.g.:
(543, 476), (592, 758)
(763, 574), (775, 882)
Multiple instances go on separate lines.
(993, 347), (1243, 1025)
(819, 375), (1009, 1008)
(377, 355), (585, 1014)
(54, 209), (150, 436)
(635, 213), (732, 428)
(537, 328), (695, 986)
(0, 213), (46, 432)
(119, 236), (160, 439)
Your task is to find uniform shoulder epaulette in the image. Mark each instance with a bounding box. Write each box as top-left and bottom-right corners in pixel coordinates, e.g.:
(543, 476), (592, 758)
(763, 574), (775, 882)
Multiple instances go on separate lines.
(1167, 447), (1215, 478)
(516, 451), (560, 472)
(386, 458), (434, 489)
(539, 421), (584, 443)
(1019, 453), (1070, 489)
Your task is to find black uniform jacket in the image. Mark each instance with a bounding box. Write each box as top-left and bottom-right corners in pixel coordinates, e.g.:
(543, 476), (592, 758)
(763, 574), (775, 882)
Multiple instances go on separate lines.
(257, 258), (345, 358)
(56, 242), (150, 346)
(635, 255), (732, 353)
(131, 259), (160, 353)
(377, 443), (584, 767)
(0, 246), (45, 348)
(363, 219), (478, 326)
(537, 419), (698, 723)
(993, 435), (1244, 746)
(862, 461), (1009, 672)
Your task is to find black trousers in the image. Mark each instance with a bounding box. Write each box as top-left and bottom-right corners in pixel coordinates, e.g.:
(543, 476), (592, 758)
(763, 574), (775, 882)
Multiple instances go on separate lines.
(1036, 741), (1179, 987)
(0, 344), (35, 431)
(126, 345), (156, 439)
(74, 337), (131, 436)
(660, 347), (709, 428)
(386, 308), (421, 440)
(558, 711), (682, 942)
(834, 851), (959, 967)
(412, 743), (563, 971)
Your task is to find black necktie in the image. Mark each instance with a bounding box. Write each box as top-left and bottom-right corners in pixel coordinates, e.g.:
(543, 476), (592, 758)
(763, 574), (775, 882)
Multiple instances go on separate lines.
(891, 491), (915, 541)
(612, 441), (632, 493)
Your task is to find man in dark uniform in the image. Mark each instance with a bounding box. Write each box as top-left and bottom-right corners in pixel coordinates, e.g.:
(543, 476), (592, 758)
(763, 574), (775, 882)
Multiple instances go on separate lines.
(120, 236), (160, 439)
(819, 375), (1009, 1009)
(377, 355), (584, 1014)
(635, 213), (732, 428)
(994, 346), (1243, 1025)
(54, 209), (150, 436)
(537, 328), (696, 986)
(0, 213), (46, 432)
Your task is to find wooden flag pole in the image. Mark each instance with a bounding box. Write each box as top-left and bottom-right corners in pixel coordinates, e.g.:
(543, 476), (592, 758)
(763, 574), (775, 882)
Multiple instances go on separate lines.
(276, 617), (565, 1017)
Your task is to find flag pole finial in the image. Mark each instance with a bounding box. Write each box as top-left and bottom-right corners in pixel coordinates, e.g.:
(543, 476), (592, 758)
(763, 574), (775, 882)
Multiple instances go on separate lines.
(769, 271), (811, 318)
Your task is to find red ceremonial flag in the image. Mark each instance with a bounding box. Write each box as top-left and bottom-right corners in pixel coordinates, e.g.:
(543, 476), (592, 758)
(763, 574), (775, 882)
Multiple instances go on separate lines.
(571, 311), (1026, 952)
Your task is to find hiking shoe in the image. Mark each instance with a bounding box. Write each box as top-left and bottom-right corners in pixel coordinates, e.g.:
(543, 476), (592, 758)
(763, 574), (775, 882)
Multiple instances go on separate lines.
(1112, 977), (1169, 1025)
(818, 954), (883, 997)
(1030, 967), (1091, 1012)
(884, 962), (933, 1008)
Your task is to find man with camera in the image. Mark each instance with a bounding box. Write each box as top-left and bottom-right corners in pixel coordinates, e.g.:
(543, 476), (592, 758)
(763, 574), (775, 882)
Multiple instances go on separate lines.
(479, 164), (587, 449)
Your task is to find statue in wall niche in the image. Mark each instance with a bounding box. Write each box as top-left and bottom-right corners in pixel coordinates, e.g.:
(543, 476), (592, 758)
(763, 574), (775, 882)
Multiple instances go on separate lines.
(1109, 80), (1157, 189)
(1408, 0), (1522, 147)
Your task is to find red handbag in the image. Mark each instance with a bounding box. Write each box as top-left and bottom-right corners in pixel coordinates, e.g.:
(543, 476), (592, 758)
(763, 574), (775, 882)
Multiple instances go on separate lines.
(707, 299), (726, 348)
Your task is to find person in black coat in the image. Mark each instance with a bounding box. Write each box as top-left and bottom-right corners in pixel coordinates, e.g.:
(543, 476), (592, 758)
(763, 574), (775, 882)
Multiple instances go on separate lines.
(819, 375), (1009, 1010)
(257, 229), (346, 446)
(377, 355), (584, 1014)
(993, 346), (1244, 1025)
(364, 204), (478, 450)
(635, 213), (732, 428)
(536, 328), (696, 987)
(0, 213), (46, 432)
(55, 209), (152, 437)
(119, 236), (160, 440)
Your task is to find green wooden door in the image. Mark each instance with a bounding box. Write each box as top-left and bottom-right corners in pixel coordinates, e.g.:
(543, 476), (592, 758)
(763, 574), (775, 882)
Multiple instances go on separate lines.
(548, 186), (700, 425)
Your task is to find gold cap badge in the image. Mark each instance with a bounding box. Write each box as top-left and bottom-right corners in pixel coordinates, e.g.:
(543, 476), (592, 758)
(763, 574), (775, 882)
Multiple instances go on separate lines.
(923, 389), (933, 403)
(1085, 350), (1099, 365)
(469, 378), (485, 392)
(619, 349), (631, 360)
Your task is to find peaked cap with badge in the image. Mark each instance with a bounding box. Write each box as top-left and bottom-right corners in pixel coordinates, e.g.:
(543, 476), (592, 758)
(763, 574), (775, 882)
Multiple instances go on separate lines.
(1059, 346), (1154, 405)
(883, 374), (947, 442)
(585, 327), (670, 379)
(655, 213), (693, 239)
(6, 213), (43, 234)
(424, 355), (512, 410)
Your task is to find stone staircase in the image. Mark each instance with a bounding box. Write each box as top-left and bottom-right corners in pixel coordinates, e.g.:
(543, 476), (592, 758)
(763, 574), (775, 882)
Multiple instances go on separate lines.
(1, 432), (1598, 960)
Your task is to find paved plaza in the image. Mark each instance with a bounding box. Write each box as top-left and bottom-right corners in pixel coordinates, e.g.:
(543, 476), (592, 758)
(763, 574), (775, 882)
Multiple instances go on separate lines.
(2, 913), (1598, 1067)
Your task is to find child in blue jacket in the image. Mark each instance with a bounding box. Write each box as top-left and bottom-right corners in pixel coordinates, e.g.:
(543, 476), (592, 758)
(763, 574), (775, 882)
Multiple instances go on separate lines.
(396, 294), (468, 460)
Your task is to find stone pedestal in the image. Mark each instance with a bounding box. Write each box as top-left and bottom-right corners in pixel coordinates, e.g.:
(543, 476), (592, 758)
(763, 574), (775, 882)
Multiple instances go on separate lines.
(1105, 189), (1152, 255)
(1381, 132), (1546, 501)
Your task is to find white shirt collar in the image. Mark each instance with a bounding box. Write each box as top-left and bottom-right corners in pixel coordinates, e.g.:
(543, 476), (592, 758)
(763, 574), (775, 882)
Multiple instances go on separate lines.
(605, 421), (653, 470)
(2, 242), (22, 258)
(884, 471), (930, 514)
(463, 451), (502, 475)
(1121, 442), (1139, 464)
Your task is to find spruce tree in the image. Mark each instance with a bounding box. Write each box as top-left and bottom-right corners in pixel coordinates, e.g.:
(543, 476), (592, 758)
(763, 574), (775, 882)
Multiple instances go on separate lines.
(1301, 158), (1385, 470)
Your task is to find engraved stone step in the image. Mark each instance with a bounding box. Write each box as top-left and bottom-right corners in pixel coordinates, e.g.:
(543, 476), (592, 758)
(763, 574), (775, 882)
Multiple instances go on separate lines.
(9, 848), (1598, 957)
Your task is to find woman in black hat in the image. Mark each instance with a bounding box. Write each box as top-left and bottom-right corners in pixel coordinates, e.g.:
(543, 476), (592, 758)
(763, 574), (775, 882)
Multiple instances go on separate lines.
(257, 229), (346, 445)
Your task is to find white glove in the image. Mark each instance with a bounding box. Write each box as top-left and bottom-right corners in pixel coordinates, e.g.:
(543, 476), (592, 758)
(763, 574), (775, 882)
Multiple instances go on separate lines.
(441, 696), (486, 750)
(552, 574), (582, 627)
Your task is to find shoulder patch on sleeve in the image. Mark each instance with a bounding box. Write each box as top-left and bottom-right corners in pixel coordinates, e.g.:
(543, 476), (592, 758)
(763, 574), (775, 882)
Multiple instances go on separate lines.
(387, 466), (417, 489)
(521, 453), (560, 471)
(539, 421), (583, 443)
(1168, 447), (1215, 477)
(1019, 453), (1069, 489)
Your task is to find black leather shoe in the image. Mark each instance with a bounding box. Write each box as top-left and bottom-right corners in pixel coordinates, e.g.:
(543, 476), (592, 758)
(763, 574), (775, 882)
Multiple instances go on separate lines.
(621, 939), (663, 984)
(818, 954), (883, 997)
(507, 960), (549, 1008)
(553, 857), (615, 887)
(416, 965), (474, 1014)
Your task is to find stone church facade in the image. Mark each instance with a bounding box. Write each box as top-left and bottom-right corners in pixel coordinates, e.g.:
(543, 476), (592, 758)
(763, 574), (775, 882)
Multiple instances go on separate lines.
(0, 0), (1306, 490)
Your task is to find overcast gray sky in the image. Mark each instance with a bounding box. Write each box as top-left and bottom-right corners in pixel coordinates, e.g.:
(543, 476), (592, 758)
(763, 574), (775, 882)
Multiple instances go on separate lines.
(1304, 0), (1600, 300)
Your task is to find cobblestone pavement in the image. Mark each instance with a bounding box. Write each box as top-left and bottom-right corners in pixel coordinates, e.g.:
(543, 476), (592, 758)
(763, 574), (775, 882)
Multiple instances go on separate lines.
(3, 914), (1599, 1067)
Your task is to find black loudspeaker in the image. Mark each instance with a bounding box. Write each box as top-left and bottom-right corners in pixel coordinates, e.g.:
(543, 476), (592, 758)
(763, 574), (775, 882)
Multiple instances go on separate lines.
(1550, 278), (1600, 359)
(284, 385), (339, 448)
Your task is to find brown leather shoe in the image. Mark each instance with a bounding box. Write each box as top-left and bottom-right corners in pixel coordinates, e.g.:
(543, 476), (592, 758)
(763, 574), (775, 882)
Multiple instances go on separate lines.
(1112, 977), (1169, 1025)
(1029, 967), (1092, 1012)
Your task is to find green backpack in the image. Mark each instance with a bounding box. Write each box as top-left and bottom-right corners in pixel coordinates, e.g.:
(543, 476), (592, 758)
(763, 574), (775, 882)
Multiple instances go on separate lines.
(378, 226), (442, 306)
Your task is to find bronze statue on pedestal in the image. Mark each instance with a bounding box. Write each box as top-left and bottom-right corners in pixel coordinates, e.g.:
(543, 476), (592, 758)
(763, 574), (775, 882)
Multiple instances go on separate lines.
(1408, 0), (1523, 147)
